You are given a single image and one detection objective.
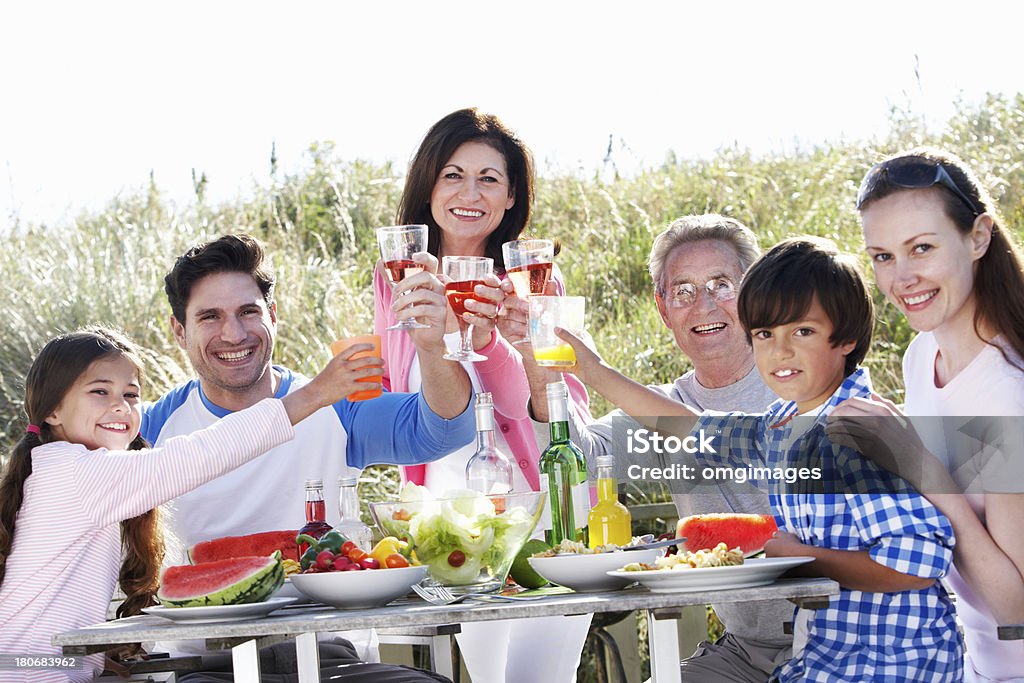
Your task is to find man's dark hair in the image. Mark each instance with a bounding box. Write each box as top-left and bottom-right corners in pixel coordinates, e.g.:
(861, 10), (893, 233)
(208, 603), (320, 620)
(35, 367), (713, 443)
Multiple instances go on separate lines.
(164, 234), (276, 324)
(737, 236), (873, 376)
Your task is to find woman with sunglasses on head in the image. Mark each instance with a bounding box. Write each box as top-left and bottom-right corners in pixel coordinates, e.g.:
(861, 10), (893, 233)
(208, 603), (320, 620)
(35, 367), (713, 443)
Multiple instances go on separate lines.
(831, 147), (1024, 680)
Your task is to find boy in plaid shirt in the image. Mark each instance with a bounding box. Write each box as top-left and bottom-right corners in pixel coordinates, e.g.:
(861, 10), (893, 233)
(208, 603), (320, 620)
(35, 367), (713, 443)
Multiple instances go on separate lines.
(561, 237), (962, 682)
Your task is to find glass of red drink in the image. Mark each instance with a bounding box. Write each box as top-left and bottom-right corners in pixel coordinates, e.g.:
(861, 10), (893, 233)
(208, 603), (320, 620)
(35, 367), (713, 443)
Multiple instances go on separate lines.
(502, 239), (554, 344)
(377, 225), (430, 330)
(442, 255), (494, 362)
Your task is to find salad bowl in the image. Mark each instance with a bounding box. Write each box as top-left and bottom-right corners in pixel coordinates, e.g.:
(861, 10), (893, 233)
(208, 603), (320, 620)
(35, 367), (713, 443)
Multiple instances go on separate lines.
(370, 486), (545, 594)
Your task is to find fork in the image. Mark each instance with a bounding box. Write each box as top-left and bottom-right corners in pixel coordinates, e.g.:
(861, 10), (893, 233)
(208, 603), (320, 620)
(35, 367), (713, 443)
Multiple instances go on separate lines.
(412, 583), (541, 605)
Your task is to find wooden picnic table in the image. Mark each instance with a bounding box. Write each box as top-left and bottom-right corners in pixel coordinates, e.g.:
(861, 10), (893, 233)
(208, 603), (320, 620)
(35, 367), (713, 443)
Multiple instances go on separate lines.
(55, 577), (838, 683)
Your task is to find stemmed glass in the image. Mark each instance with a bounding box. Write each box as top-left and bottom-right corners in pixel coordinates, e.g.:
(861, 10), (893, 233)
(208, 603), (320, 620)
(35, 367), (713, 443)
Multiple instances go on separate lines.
(502, 239), (554, 344)
(442, 255), (494, 362)
(377, 225), (430, 331)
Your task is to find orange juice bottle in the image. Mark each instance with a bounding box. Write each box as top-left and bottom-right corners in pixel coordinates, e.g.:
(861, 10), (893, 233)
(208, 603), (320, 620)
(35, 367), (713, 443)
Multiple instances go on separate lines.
(587, 455), (632, 547)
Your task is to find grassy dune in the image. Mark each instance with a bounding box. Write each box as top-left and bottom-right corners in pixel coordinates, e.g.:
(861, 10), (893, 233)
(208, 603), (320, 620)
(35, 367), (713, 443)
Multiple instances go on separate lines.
(2, 94), (1022, 461)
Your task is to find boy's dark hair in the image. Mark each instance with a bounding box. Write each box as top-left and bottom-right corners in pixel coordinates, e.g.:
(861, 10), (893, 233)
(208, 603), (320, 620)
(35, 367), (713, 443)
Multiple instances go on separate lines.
(737, 237), (873, 376)
(164, 234), (276, 324)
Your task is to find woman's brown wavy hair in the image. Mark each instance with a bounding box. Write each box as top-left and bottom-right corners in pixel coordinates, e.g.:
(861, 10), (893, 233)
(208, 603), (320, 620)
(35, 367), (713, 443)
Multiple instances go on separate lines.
(397, 107), (539, 271)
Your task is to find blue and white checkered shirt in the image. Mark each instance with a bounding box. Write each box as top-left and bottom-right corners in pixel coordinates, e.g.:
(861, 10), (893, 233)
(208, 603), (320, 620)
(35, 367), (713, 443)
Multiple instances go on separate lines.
(693, 368), (963, 682)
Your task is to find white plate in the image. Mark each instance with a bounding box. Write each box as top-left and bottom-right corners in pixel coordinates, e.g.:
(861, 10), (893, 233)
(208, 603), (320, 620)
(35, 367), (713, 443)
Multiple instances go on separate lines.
(606, 556), (814, 593)
(142, 597), (297, 623)
(527, 549), (661, 592)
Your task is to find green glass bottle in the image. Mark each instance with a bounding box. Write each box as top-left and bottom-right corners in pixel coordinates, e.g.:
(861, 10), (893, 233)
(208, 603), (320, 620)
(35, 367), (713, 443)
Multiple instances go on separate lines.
(539, 381), (589, 545)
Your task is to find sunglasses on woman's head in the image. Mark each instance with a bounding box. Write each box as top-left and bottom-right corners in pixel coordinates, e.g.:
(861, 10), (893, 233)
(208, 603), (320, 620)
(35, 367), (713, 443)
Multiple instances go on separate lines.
(856, 157), (982, 217)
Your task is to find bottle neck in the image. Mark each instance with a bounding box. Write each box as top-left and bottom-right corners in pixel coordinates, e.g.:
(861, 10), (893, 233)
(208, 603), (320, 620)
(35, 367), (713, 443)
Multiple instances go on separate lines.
(475, 428), (498, 452)
(305, 490), (326, 523)
(547, 390), (570, 443)
(549, 419), (570, 443)
(338, 485), (360, 521)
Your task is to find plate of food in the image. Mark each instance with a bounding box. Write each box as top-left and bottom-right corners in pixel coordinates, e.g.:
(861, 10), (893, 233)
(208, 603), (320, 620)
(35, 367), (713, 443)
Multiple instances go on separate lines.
(607, 543), (814, 593)
(142, 597), (297, 623)
(526, 539), (662, 592)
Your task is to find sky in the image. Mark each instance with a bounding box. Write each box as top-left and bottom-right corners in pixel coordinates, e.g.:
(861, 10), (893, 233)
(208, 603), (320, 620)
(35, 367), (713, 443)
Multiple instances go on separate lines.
(1, 1), (1022, 231)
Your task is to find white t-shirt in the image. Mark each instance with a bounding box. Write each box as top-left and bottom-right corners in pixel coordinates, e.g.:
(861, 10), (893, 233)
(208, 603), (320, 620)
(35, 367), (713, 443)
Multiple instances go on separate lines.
(904, 332), (1024, 681)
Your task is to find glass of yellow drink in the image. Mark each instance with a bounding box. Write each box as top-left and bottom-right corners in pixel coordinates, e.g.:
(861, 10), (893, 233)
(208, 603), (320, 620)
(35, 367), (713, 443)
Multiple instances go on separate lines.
(529, 296), (585, 368)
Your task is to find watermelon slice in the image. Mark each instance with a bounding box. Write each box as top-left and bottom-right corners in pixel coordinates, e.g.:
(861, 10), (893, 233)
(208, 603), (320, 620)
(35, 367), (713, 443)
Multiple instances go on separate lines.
(677, 513), (778, 556)
(189, 530), (300, 564)
(158, 552), (284, 608)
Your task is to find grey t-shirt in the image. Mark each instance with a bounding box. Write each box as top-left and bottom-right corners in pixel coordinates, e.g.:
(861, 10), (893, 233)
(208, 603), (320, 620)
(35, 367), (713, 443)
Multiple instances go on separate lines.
(531, 365), (793, 647)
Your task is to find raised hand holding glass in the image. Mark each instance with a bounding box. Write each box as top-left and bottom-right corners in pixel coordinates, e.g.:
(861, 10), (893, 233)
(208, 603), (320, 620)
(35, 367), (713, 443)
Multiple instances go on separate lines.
(443, 255), (494, 362)
(377, 225), (430, 330)
(502, 239), (554, 344)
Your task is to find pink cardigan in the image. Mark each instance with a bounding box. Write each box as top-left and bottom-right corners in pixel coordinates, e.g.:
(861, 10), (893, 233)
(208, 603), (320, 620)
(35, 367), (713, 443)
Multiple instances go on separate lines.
(373, 265), (591, 491)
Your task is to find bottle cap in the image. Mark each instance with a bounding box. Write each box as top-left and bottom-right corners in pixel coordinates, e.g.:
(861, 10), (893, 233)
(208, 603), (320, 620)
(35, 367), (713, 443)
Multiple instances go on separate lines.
(338, 476), (358, 487)
(596, 455), (615, 468)
(304, 479), (324, 490)
(545, 381), (567, 399)
(474, 391), (494, 406)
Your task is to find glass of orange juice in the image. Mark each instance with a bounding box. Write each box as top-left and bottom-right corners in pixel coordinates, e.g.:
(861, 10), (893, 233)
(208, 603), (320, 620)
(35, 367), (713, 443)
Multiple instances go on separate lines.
(529, 296), (585, 368)
(329, 334), (383, 401)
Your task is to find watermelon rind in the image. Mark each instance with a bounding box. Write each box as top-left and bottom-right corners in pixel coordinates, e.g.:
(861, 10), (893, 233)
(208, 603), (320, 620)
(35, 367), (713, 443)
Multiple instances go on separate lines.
(158, 551), (285, 608)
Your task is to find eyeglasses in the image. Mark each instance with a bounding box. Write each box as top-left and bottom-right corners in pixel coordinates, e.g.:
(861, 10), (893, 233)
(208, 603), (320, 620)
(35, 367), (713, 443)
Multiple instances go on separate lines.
(856, 157), (981, 216)
(664, 277), (737, 308)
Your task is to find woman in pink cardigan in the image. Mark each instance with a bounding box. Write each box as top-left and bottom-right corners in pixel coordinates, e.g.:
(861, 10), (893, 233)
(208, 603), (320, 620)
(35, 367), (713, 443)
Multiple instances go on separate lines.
(374, 108), (593, 682)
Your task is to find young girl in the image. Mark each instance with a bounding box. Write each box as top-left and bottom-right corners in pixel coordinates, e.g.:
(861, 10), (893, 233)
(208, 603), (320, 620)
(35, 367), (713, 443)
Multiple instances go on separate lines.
(0, 327), (382, 682)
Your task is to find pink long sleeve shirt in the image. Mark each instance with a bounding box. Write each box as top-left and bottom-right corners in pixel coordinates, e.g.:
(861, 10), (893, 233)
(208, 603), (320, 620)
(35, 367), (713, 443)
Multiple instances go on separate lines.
(0, 399), (294, 682)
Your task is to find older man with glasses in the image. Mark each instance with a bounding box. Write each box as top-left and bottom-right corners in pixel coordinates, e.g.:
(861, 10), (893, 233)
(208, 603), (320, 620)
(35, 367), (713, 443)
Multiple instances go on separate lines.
(524, 214), (792, 682)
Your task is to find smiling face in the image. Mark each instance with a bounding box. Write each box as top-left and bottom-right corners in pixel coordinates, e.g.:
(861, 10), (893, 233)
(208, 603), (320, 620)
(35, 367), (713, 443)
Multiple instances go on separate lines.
(171, 271), (277, 408)
(45, 355), (142, 451)
(861, 188), (990, 338)
(750, 296), (855, 414)
(430, 140), (515, 256)
(655, 240), (752, 375)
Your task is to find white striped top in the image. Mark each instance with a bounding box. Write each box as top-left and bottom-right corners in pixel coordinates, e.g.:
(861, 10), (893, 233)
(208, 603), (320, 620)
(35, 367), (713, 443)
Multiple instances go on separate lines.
(0, 398), (293, 682)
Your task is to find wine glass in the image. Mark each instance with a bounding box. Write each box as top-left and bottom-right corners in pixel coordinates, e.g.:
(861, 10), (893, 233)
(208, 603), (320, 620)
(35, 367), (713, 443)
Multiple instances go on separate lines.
(502, 239), (554, 344)
(442, 255), (494, 362)
(377, 225), (430, 331)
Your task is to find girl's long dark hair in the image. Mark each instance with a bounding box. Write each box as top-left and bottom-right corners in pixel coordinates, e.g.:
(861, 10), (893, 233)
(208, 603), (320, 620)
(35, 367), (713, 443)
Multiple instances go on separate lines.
(0, 327), (164, 617)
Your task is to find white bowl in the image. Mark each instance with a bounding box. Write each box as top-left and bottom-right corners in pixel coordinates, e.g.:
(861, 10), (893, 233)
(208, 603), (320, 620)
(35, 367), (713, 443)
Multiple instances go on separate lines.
(289, 566), (428, 608)
(527, 549), (661, 592)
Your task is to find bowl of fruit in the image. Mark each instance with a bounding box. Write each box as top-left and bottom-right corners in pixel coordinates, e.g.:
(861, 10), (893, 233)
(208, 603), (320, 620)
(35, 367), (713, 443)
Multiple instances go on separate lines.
(289, 533), (427, 608)
(369, 485), (545, 594)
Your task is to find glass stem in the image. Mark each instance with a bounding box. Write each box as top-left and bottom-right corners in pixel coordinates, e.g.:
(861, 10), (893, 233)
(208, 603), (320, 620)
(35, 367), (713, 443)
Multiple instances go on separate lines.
(461, 323), (476, 354)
